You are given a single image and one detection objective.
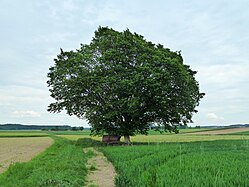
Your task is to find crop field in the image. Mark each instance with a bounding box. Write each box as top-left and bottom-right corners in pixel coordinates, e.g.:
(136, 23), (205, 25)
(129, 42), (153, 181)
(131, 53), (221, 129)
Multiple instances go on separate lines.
(100, 139), (249, 186)
(139, 128), (213, 134)
(230, 130), (249, 135)
(48, 130), (91, 136)
(0, 137), (53, 173)
(125, 134), (249, 143)
(1, 128), (249, 186)
(0, 131), (48, 137)
(0, 136), (89, 187)
(58, 127), (249, 142)
(58, 134), (97, 141)
(189, 127), (249, 135)
(61, 133), (249, 143)
(54, 128), (213, 139)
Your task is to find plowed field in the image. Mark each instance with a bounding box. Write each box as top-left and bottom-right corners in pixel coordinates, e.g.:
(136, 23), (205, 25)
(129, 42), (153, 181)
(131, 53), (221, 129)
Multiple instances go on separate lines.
(0, 137), (53, 173)
(189, 128), (249, 135)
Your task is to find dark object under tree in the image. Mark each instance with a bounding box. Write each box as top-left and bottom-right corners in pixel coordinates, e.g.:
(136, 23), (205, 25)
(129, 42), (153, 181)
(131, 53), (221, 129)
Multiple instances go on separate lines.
(47, 26), (204, 144)
(102, 135), (121, 145)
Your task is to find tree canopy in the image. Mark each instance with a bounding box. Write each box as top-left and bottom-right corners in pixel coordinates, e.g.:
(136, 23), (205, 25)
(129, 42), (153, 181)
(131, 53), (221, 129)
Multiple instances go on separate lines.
(47, 26), (204, 139)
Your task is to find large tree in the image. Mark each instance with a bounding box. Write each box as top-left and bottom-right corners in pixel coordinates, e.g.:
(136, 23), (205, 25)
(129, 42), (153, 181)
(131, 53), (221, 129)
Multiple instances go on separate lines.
(47, 27), (204, 143)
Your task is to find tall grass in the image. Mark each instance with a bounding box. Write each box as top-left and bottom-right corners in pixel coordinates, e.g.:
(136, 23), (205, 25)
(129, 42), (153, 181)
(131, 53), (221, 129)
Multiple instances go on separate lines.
(0, 136), (88, 187)
(100, 140), (249, 187)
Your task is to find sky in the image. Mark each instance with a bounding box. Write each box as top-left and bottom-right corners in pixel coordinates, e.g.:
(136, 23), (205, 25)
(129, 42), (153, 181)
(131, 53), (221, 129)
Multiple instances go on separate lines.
(0, 0), (248, 127)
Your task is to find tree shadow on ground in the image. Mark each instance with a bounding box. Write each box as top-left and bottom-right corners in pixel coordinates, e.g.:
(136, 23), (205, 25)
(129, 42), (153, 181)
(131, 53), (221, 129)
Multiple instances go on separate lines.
(75, 138), (104, 148)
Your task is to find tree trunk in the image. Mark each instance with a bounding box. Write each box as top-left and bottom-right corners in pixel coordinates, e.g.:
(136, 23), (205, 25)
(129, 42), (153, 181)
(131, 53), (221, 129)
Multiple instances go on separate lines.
(124, 135), (131, 145)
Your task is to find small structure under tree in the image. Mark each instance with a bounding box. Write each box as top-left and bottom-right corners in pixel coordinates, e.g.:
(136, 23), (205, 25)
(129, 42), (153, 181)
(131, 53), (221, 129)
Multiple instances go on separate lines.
(47, 26), (204, 144)
(102, 135), (121, 145)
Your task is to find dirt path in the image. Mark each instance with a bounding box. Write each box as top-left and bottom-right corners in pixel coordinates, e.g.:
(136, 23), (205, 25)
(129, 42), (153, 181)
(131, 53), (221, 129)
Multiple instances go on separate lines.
(0, 137), (53, 173)
(189, 127), (249, 135)
(84, 148), (116, 187)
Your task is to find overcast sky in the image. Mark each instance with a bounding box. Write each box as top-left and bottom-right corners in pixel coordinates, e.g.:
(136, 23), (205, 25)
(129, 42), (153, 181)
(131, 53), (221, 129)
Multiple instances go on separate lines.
(0, 0), (248, 127)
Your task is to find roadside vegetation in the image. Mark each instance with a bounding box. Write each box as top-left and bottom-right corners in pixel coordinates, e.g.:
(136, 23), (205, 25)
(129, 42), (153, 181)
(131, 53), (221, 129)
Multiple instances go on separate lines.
(0, 136), (88, 187)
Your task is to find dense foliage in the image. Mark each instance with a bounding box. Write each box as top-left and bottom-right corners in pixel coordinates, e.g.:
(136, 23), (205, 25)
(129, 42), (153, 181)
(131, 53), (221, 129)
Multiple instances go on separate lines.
(47, 26), (204, 137)
(100, 140), (249, 186)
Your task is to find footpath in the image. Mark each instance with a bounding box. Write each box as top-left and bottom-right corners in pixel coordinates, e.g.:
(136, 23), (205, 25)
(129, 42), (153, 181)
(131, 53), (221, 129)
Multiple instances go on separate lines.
(84, 147), (116, 187)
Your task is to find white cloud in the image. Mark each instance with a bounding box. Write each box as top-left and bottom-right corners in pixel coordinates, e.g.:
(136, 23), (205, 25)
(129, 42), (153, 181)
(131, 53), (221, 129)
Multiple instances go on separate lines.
(12, 111), (41, 118)
(0, 85), (49, 105)
(207, 113), (224, 121)
(197, 63), (249, 87)
(1, 0), (249, 126)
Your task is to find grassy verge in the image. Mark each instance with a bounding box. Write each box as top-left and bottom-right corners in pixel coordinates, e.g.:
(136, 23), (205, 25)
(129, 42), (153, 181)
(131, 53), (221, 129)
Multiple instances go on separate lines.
(0, 136), (89, 187)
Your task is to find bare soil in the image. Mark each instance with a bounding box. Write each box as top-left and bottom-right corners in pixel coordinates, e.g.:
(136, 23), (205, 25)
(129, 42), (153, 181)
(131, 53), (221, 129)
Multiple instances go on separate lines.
(189, 127), (249, 135)
(84, 148), (116, 187)
(0, 137), (53, 173)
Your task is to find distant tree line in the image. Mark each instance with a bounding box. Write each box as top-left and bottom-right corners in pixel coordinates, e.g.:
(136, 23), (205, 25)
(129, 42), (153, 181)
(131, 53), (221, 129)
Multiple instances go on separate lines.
(0, 124), (84, 131)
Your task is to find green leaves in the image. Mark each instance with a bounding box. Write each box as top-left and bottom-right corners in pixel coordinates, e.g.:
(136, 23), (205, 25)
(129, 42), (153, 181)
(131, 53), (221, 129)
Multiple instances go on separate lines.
(47, 26), (204, 136)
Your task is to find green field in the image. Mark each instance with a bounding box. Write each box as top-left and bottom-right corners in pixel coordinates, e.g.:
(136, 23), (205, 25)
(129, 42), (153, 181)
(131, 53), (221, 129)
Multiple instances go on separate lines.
(0, 130), (91, 137)
(60, 133), (249, 143)
(230, 131), (249, 135)
(99, 140), (249, 186)
(48, 130), (92, 136)
(0, 131), (49, 138)
(0, 136), (89, 187)
(0, 128), (220, 138)
(1, 129), (249, 186)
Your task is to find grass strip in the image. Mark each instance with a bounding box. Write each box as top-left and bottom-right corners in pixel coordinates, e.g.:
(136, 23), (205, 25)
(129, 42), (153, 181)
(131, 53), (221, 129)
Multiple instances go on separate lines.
(0, 136), (88, 187)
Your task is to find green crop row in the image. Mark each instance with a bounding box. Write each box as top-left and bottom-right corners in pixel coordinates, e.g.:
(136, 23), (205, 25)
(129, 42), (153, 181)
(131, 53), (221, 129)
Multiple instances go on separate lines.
(0, 131), (48, 138)
(230, 131), (249, 135)
(100, 140), (249, 187)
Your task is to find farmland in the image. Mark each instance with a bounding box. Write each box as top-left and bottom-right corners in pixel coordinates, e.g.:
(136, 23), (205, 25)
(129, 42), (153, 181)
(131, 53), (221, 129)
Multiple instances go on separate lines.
(0, 131), (48, 138)
(1, 128), (249, 186)
(58, 128), (249, 146)
(0, 137), (53, 173)
(0, 133), (89, 187)
(189, 127), (249, 135)
(99, 140), (249, 186)
(60, 132), (249, 142)
(230, 130), (249, 135)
